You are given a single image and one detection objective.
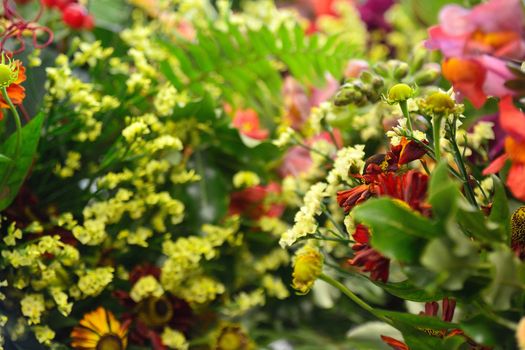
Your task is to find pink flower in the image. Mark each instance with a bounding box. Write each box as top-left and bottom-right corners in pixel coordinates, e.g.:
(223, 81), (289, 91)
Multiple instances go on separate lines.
(278, 130), (342, 177)
(344, 59), (369, 79)
(427, 0), (525, 107)
(426, 0), (525, 59)
(232, 108), (269, 140)
(282, 75), (339, 129)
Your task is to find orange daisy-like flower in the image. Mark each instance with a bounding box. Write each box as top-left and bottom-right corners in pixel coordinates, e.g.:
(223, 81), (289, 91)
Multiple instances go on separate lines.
(0, 58), (26, 120)
(71, 307), (130, 350)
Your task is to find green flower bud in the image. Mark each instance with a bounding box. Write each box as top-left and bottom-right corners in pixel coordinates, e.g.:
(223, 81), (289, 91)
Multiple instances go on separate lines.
(393, 62), (409, 80)
(414, 67), (440, 86)
(387, 83), (414, 103)
(419, 91), (459, 116)
(373, 62), (389, 77)
(0, 55), (19, 88)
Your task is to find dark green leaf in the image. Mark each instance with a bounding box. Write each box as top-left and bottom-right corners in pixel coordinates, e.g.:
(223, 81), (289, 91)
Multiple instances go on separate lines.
(488, 176), (510, 242)
(0, 112), (45, 211)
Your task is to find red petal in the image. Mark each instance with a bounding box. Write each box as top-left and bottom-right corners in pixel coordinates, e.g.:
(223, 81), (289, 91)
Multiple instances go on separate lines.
(507, 163), (525, 201)
(482, 154), (508, 175)
(499, 95), (525, 140)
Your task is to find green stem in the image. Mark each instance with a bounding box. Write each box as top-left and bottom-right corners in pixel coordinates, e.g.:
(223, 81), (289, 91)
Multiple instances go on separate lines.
(451, 139), (478, 208)
(448, 119), (478, 208)
(320, 273), (392, 324)
(399, 100), (412, 133)
(294, 139), (332, 162)
(0, 87), (23, 199)
(432, 115), (442, 162)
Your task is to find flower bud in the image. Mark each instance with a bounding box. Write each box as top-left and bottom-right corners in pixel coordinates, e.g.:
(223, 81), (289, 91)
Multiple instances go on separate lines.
(0, 55), (19, 88)
(414, 65), (440, 86)
(392, 61), (409, 80)
(292, 245), (323, 295)
(419, 91), (456, 116)
(387, 83), (413, 103)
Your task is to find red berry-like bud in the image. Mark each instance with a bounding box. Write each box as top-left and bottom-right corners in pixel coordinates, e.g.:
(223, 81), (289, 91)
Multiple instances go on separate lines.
(42, 0), (57, 7)
(62, 3), (87, 29)
(83, 14), (94, 30)
(55, 0), (75, 10)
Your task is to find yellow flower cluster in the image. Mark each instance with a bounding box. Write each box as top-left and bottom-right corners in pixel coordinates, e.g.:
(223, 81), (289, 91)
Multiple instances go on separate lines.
(53, 151), (81, 178)
(161, 218), (239, 297)
(233, 171), (261, 188)
(77, 267), (114, 297)
(130, 275), (164, 302)
(176, 275), (225, 305)
(223, 289), (266, 317)
(261, 275), (290, 300)
(45, 54), (120, 142)
(72, 41), (114, 67)
(161, 327), (189, 350)
(20, 294), (45, 325)
(280, 182), (328, 247)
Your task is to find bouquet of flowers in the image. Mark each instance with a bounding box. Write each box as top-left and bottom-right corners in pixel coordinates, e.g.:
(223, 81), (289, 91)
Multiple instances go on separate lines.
(0, 0), (524, 349)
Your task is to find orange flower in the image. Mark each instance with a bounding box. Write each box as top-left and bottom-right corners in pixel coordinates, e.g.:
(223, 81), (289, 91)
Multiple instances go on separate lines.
(71, 307), (129, 350)
(442, 58), (486, 108)
(0, 59), (26, 120)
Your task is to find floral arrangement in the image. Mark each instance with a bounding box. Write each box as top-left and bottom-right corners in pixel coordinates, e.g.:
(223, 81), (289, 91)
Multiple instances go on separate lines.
(1, 0), (525, 349)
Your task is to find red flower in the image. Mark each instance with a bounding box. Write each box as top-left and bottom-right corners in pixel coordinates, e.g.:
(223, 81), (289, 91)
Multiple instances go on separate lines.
(228, 182), (284, 220)
(232, 108), (269, 140)
(375, 171), (430, 215)
(337, 184), (373, 213)
(114, 264), (193, 350)
(388, 137), (428, 167)
(349, 224), (390, 282)
(483, 96), (525, 200)
(381, 336), (409, 350)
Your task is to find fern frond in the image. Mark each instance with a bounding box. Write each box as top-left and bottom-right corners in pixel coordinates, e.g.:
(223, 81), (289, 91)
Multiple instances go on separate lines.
(159, 23), (361, 117)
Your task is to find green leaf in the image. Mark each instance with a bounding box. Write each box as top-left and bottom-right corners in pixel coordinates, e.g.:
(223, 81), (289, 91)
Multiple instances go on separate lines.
(0, 112), (45, 211)
(346, 322), (402, 350)
(0, 154), (11, 163)
(482, 248), (520, 310)
(488, 176), (510, 242)
(353, 198), (440, 263)
(460, 315), (505, 347)
(379, 310), (459, 331)
(377, 280), (444, 302)
(428, 161), (459, 218)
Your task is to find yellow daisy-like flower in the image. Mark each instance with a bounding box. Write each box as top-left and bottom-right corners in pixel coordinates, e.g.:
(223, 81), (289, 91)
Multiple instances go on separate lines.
(71, 307), (129, 350)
